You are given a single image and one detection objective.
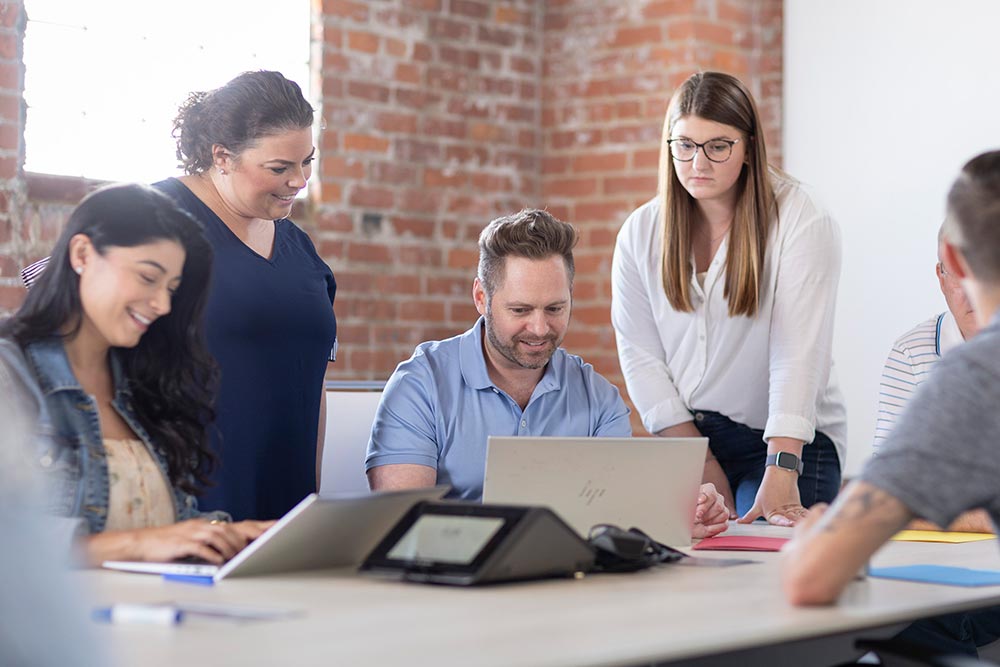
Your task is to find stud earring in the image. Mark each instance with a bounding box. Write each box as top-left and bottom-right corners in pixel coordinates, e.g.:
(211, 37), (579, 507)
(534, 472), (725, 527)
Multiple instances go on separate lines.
(74, 266), (83, 275)
(218, 167), (227, 176)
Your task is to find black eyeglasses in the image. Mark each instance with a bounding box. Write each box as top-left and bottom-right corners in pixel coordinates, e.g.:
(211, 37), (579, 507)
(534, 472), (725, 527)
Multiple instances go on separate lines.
(667, 138), (741, 163)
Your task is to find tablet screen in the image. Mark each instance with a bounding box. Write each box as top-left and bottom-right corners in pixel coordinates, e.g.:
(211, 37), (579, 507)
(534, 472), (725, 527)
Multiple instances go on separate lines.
(386, 514), (506, 565)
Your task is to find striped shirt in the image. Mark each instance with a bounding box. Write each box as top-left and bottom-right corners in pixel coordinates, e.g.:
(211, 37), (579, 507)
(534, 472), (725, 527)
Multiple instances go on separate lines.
(872, 312), (964, 454)
(20, 257), (49, 288)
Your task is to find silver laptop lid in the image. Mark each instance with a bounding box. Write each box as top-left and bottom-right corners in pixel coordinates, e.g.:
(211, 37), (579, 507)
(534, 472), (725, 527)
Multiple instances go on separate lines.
(482, 437), (707, 546)
(216, 485), (449, 579)
(103, 486), (451, 580)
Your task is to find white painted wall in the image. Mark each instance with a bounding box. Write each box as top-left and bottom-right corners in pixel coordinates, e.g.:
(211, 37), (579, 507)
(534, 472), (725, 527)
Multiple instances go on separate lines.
(784, 1), (1000, 475)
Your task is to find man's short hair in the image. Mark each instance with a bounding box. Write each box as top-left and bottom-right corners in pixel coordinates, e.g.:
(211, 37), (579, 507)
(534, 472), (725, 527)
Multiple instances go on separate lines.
(946, 150), (1000, 285)
(477, 209), (578, 296)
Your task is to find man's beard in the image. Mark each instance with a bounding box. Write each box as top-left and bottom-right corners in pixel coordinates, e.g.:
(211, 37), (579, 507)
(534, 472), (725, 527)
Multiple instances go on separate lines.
(484, 308), (558, 370)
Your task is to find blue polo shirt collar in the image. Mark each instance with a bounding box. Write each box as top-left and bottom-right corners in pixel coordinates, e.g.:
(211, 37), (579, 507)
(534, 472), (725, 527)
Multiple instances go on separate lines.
(459, 317), (562, 397)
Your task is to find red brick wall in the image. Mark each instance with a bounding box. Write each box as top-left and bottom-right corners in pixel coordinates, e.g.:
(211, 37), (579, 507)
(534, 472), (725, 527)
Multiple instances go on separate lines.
(314, 0), (543, 378)
(1, 0), (783, 409)
(0, 0), (23, 311)
(542, 0), (783, 432)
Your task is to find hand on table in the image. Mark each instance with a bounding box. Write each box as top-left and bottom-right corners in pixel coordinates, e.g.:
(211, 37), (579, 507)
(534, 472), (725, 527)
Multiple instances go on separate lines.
(693, 482), (730, 538)
(782, 503), (829, 555)
(790, 502), (827, 540)
(737, 467), (808, 527)
(702, 456), (737, 520)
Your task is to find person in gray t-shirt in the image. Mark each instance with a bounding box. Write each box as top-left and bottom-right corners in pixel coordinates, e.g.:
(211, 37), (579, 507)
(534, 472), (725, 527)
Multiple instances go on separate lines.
(862, 320), (1000, 528)
(782, 150), (1000, 612)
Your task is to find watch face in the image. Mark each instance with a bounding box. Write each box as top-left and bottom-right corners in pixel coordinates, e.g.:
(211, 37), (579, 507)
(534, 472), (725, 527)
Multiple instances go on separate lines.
(775, 451), (798, 469)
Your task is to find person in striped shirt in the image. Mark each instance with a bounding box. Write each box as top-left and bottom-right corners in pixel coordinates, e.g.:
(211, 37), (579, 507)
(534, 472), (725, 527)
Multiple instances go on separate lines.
(20, 256), (45, 288)
(873, 228), (979, 453)
(872, 226), (989, 534)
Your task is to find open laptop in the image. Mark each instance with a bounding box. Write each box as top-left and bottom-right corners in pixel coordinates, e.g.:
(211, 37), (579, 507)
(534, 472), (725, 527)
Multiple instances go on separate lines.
(102, 486), (449, 581)
(482, 437), (707, 546)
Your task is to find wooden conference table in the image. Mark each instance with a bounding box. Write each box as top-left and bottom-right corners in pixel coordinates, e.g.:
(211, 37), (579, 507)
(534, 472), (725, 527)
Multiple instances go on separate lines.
(83, 523), (1000, 667)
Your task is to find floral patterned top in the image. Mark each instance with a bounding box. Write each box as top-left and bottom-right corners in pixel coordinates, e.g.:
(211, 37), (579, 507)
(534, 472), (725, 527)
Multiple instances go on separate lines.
(103, 439), (176, 531)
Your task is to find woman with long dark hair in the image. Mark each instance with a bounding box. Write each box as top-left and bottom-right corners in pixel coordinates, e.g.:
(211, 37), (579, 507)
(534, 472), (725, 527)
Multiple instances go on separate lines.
(21, 71), (339, 522)
(0, 183), (269, 565)
(612, 72), (846, 526)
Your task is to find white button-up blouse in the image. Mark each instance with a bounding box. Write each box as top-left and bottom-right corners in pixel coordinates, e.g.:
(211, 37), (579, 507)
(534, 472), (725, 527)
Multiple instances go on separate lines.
(611, 174), (847, 465)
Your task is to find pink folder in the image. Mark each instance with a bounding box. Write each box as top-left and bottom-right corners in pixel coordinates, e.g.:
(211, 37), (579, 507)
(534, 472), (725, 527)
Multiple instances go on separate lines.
(692, 536), (789, 552)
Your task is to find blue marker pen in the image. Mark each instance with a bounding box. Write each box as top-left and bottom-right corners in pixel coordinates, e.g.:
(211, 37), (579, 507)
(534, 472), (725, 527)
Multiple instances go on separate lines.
(92, 604), (184, 625)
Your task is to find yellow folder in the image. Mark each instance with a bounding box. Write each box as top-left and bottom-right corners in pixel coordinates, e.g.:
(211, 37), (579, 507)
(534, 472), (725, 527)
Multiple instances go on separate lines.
(891, 530), (996, 543)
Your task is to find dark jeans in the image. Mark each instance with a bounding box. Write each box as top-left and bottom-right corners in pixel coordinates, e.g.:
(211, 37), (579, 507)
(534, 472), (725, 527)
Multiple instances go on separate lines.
(692, 410), (842, 516)
(894, 607), (1000, 658)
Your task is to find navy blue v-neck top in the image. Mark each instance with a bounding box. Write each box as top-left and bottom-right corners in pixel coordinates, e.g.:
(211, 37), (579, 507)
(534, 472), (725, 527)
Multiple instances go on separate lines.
(156, 178), (337, 521)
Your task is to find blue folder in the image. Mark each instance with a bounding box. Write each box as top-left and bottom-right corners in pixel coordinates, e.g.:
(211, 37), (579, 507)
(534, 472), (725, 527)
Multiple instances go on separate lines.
(869, 565), (1000, 587)
(162, 573), (215, 586)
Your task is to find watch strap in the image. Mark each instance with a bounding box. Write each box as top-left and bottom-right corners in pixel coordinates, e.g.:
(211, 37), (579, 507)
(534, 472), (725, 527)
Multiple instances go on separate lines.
(765, 452), (804, 475)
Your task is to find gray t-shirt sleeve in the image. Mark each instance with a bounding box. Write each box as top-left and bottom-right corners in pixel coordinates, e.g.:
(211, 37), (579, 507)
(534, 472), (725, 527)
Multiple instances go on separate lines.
(859, 343), (1000, 529)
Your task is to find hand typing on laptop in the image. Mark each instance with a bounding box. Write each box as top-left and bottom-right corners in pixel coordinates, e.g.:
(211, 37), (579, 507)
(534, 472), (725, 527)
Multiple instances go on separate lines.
(103, 488), (450, 581)
(81, 519), (274, 567)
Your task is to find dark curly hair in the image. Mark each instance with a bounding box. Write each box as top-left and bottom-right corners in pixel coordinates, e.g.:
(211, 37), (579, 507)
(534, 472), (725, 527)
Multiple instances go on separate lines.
(173, 70), (314, 174)
(1, 183), (219, 495)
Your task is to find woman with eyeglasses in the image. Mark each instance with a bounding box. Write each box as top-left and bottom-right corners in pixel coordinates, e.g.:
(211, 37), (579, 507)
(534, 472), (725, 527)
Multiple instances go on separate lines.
(611, 71), (845, 527)
(0, 183), (271, 565)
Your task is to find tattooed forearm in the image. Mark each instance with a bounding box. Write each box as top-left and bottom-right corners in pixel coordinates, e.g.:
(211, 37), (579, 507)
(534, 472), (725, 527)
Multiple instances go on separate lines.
(818, 483), (912, 535)
(783, 482), (914, 605)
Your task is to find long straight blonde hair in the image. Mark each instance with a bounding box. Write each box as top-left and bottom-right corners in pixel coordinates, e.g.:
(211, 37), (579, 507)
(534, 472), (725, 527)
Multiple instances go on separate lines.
(659, 71), (776, 318)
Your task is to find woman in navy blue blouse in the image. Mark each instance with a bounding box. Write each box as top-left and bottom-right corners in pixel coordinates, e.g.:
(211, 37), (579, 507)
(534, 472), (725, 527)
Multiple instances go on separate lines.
(161, 71), (338, 520)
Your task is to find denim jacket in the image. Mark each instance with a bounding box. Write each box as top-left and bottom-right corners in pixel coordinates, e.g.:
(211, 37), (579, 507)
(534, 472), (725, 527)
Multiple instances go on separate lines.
(0, 337), (227, 534)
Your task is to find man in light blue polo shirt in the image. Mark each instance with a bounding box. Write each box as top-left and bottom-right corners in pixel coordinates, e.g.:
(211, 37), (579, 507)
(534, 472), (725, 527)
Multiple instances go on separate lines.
(366, 209), (729, 537)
